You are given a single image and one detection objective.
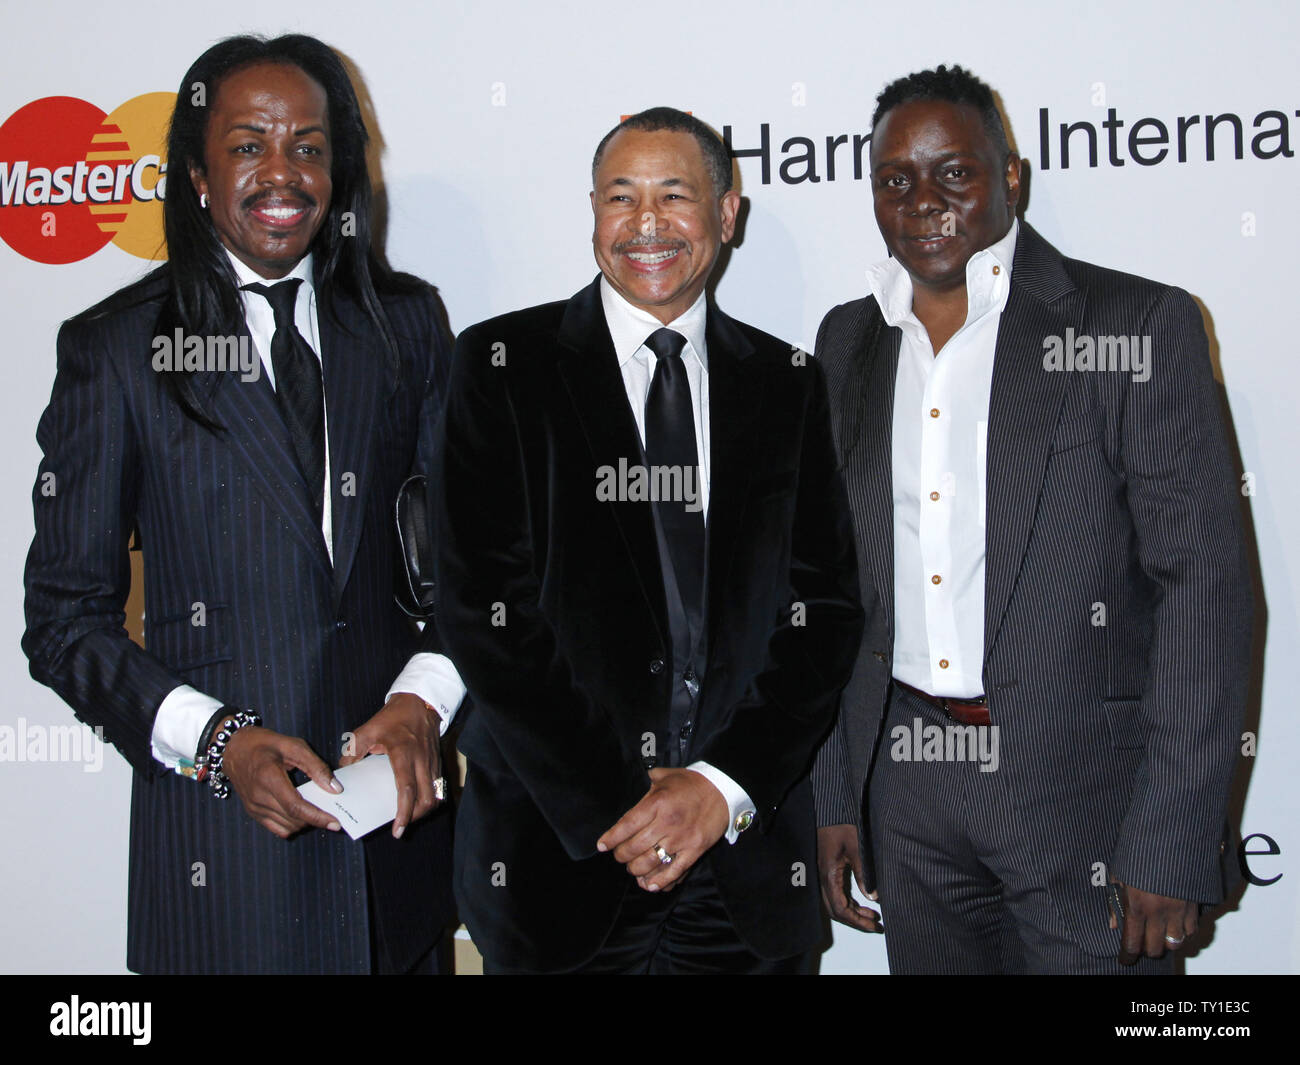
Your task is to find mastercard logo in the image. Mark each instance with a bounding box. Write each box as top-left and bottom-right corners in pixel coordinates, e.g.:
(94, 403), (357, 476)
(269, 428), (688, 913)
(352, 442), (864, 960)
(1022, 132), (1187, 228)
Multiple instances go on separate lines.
(0, 93), (175, 264)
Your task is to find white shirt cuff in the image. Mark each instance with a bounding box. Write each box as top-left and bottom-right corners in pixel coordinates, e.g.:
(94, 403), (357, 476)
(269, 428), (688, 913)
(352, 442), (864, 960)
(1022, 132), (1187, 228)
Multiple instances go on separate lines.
(151, 684), (224, 773)
(686, 761), (755, 845)
(385, 653), (467, 736)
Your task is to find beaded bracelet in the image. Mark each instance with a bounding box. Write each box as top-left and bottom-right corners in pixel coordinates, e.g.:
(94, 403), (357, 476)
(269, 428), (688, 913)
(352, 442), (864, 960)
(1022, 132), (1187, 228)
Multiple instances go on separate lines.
(199, 708), (262, 799)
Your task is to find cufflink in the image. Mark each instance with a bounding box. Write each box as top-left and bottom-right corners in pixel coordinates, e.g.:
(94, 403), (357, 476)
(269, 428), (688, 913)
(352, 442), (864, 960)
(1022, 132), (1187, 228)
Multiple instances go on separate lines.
(733, 810), (754, 834)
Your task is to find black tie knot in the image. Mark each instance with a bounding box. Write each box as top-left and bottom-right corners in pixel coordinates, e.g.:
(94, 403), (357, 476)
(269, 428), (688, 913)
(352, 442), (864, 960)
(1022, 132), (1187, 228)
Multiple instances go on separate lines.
(645, 328), (687, 363)
(244, 279), (303, 329)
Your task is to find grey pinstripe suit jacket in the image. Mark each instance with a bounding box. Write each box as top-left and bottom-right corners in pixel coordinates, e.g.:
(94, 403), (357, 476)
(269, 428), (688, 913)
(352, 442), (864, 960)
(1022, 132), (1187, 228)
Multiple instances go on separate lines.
(23, 265), (455, 973)
(811, 222), (1252, 956)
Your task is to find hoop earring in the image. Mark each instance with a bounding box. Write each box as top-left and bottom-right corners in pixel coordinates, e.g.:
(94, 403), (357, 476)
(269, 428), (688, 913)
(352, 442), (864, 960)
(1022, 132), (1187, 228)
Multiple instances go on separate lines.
(199, 193), (208, 209)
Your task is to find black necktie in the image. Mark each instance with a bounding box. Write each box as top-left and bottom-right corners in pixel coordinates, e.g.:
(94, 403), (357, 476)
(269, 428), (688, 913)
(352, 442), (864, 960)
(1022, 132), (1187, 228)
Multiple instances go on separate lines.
(244, 280), (325, 520)
(644, 328), (705, 623)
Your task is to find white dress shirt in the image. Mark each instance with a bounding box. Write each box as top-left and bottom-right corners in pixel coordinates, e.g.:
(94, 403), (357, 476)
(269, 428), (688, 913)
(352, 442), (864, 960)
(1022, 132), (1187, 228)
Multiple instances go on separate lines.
(599, 277), (753, 843)
(150, 250), (466, 771)
(870, 219), (1019, 698)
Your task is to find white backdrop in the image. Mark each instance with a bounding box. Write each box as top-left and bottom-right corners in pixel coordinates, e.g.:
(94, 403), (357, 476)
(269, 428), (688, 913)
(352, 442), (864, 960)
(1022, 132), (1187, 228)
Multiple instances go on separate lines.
(0, 0), (1293, 974)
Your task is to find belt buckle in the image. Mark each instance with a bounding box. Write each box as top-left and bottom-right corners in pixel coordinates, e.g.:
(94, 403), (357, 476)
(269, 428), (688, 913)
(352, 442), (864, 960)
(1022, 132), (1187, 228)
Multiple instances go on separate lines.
(941, 694), (990, 726)
(940, 697), (971, 720)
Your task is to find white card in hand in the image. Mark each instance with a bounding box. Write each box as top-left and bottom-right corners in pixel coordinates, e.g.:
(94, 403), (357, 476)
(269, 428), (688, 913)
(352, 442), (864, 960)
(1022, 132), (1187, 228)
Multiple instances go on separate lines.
(297, 753), (398, 840)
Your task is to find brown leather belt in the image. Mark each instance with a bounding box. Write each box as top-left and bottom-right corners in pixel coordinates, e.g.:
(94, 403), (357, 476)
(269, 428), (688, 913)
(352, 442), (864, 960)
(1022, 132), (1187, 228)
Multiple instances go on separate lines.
(893, 679), (992, 726)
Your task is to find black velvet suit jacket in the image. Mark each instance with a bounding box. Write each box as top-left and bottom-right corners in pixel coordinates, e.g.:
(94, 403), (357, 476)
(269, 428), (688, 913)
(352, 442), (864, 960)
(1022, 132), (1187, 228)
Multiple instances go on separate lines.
(434, 277), (864, 969)
(22, 264), (455, 974)
(812, 223), (1253, 957)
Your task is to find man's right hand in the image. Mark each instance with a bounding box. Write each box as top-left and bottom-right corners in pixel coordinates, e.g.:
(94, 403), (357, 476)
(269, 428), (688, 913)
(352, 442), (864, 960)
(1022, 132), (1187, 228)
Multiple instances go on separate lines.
(817, 823), (881, 932)
(222, 726), (342, 839)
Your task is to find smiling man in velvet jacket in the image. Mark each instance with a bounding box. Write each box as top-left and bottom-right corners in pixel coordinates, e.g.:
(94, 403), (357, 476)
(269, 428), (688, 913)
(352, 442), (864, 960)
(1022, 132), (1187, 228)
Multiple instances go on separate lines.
(434, 107), (864, 974)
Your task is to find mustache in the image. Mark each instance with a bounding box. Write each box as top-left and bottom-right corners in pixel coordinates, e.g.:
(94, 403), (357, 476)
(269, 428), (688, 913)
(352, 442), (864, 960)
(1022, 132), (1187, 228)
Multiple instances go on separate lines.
(613, 234), (686, 254)
(242, 189), (317, 210)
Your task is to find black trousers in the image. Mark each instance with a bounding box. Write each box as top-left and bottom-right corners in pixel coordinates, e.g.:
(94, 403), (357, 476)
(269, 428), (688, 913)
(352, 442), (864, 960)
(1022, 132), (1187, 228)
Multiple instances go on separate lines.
(869, 682), (1174, 975)
(484, 858), (815, 975)
(366, 859), (450, 975)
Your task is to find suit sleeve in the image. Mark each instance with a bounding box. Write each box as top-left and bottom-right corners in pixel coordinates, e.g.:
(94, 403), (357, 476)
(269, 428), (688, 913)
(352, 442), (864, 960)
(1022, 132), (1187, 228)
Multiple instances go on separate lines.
(806, 306), (865, 829)
(409, 286), (454, 658)
(812, 708), (859, 828)
(1107, 286), (1253, 903)
(691, 356), (865, 825)
(432, 324), (646, 859)
(22, 318), (187, 776)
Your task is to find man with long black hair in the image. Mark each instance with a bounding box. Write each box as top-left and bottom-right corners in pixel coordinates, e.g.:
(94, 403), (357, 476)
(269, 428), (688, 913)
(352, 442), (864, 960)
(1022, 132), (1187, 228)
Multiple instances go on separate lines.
(22, 34), (461, 973)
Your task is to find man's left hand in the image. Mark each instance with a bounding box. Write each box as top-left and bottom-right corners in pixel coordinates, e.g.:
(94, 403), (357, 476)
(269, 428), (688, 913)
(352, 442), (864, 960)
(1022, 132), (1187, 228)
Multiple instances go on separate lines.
(1109, 876), (1198, 964)
(598, 768), (730, 892)
(339, 692), (444, 839)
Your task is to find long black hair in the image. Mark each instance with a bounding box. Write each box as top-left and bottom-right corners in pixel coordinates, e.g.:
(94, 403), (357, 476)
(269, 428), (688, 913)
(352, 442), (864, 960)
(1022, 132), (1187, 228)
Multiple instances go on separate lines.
(160, 34), (416, 425)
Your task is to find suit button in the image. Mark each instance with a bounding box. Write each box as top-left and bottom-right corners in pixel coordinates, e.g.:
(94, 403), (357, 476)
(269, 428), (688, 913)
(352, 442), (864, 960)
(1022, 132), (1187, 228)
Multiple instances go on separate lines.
(642, 757), (657, 769)
(873, 651), (888, 662)
(335, 620), (348, 631)
(649, 658), (664, 675)
(680, 720), (693, 737)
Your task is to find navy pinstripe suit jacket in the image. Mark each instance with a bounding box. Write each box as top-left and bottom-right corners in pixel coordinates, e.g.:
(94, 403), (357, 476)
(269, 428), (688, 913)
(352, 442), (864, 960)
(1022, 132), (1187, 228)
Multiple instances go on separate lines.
(23, 264), (455, 973)
(812, 222), (1252, 957)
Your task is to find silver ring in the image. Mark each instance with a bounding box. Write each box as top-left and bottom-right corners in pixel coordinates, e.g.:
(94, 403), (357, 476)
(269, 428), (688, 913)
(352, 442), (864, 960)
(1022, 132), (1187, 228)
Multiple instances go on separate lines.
(432, 777), (447, 801)
(654, 844), (673, 865)
(1164, 934), (1184, 947)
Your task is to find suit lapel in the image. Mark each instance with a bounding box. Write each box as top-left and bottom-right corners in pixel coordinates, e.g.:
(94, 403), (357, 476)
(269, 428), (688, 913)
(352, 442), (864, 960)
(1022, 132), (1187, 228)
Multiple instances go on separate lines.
(556, 279), (669, 640)
(700, 303), (761, 663)
(318, 291), (386, 608)
(165, 297), (334, 580)
(983, 224), (1082, 657)
(857, 316), (901, 636)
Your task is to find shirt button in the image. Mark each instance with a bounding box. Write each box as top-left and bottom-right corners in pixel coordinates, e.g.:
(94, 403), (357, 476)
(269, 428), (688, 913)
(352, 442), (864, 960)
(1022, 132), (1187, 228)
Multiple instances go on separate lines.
(930, 491), (940, 501)
(992, 265), (1001, 276)
(939, 658), (950, 669)
(931, 574), (942, 585)
(930, 408), (940, 419)
(649, 658), (665, 675)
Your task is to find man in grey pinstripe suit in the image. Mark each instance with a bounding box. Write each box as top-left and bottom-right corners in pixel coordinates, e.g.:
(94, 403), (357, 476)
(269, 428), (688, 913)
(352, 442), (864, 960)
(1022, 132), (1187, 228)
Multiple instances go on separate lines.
(812, 66), (1252, 974)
